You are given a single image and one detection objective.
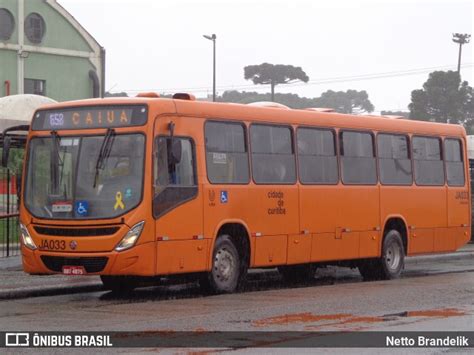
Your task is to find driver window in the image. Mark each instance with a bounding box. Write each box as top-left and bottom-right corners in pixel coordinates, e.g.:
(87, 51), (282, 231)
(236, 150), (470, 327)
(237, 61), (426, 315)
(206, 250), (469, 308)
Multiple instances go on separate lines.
(153, 136), (197, 217)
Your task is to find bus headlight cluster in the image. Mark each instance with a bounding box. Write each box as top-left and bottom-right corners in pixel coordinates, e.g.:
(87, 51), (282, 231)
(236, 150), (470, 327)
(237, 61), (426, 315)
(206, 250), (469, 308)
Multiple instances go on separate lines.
(19, 223), (37, 250)
(115, 221), (145, 251)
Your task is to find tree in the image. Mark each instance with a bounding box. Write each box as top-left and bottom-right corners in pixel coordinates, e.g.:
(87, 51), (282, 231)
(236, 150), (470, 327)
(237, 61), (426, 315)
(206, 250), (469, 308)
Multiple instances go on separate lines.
(380, 110), (409, 118)
(217, 89), (375, 113)
(408, 71), (472, 124)
(244, 63), (309, 102)
(313, 89), (374, 114)
(218, 90), (315, 108)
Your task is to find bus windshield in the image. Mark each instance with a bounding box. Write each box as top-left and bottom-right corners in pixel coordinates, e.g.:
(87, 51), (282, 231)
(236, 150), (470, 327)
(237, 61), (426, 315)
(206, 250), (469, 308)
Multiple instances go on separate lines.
(24, 133), (145, 219)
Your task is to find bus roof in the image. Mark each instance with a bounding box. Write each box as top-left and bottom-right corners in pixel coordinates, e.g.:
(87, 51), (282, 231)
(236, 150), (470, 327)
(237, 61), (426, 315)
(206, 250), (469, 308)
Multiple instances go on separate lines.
(37, 96), (466, 138)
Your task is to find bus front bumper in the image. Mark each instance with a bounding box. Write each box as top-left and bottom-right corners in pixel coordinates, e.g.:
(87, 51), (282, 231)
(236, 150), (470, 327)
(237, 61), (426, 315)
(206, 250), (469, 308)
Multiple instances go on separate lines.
(21, 242), (155, 276)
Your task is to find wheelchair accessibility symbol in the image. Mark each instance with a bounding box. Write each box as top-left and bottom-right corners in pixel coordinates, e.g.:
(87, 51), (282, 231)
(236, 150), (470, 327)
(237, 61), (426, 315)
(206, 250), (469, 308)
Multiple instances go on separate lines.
(220, 191), (228, 204)
(75, 201), (89, 216)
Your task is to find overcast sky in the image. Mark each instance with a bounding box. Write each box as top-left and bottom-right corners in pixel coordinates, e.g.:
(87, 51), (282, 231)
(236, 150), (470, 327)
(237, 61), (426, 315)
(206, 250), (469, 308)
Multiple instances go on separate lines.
(60, 0), (473, 112)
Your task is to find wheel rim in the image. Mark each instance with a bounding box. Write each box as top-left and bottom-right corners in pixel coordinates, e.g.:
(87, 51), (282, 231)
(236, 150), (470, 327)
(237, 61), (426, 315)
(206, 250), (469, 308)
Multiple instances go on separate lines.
(214, 248), (236, 284)
(385, 242), (401, 271)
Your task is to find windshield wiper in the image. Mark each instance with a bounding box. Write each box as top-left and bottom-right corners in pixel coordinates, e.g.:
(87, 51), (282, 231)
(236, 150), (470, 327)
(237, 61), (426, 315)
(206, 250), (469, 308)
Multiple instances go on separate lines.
(50, 131), (63, 195)
(93, 128), (116, 188)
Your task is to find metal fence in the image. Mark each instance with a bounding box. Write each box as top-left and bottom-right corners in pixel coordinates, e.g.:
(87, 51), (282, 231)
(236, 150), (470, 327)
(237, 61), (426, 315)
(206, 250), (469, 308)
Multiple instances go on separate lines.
(0, 167), (20, 257)
(0, 132), (26, 258)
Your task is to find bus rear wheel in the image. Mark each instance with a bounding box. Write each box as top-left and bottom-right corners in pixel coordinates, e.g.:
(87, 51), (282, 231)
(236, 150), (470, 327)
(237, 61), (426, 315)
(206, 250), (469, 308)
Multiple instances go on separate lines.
(200, 235), (242, 294)
(359, 230), (405, 281)
(101, 275), (137, 293)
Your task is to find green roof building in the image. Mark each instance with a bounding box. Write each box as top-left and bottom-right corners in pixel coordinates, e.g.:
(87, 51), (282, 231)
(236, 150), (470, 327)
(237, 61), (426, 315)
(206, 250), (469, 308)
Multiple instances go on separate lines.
(0, 0), (104, 101)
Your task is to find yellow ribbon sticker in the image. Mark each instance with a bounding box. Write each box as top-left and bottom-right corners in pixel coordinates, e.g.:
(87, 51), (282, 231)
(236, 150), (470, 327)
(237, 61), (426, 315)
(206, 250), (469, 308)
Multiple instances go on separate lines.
(114, 191), (125, 210)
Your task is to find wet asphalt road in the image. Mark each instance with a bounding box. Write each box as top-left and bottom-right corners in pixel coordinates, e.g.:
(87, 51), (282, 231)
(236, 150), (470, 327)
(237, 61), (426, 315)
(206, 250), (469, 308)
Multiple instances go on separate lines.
(0, 258), (473, 334)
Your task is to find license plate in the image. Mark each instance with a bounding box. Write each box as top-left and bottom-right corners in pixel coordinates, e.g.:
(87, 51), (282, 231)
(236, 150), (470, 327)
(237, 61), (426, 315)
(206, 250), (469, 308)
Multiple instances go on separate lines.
(62, 266), (86, 275)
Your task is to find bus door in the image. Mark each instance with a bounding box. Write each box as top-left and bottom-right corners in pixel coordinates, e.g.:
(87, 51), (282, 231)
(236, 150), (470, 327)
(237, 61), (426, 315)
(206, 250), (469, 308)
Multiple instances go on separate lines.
(248, 124), (299, 267)
(153, 118), (206, 275)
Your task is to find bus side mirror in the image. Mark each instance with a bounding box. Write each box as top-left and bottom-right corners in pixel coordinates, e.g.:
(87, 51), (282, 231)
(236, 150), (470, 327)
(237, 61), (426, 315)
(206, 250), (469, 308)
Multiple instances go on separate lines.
(169, 139), (182, 164)
(2, 136), (11, 168)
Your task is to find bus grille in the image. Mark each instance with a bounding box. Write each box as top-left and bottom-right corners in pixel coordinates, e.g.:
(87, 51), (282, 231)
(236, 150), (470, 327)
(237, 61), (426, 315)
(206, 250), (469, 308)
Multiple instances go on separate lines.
(40, 256), (108, 273)
(34, 226), (120, 237)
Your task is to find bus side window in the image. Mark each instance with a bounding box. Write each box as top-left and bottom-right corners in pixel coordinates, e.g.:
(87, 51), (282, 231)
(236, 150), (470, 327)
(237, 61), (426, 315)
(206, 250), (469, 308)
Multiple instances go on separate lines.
(340, 131), (377, 185)
(205, 121), (249, 184)
(377, 133), (412, 185)
(412, 136), (444, 186)
(445, 138), (465, 186)
(297, 127), (338, 184)
(250, 124), (296, 184)
(153, 137), (197, 217)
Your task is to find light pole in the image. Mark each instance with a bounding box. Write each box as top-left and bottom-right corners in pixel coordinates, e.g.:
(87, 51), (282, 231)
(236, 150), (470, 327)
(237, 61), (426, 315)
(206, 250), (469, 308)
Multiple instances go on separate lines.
(452, 33), (471, 74)
(203, 34), (216, 102)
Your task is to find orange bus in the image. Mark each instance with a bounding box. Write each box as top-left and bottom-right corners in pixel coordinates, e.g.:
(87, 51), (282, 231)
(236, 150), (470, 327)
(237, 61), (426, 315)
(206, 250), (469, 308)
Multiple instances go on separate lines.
(3, 93), (471, 293)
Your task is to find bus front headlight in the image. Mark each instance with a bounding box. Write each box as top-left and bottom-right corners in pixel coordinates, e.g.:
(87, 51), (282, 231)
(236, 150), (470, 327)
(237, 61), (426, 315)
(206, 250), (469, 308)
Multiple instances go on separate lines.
(20, 223), (37, 250)
(115, 221), (145, 251)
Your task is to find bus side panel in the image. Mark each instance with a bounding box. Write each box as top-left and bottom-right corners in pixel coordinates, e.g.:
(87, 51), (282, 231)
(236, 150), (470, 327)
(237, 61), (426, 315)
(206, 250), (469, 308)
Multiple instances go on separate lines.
(337, 185), (379, 259)
(300, 185), (338, 263)
(156, 240), (209, 275)
(381, 186), (445, 255)
(380, 186), (413, 252)
(311, 232), (359, 261)
(409, 187), (446, 254)
(359, 231), (381, 258)
(287, 233), (311, 265)
(409, 228), (434, 254)
(203, 184), (251, 268)
(254, 235), (288, 267)
(247, 185), (299, 267)
(446, 187), (470, 251)
(303, 185), (379, 262)
(447, 187), (470, 227)
(299, 185), (339, 234)
(434, 227), (455, 252)
(247, 185), (299, 235)
(311, 233), (339, 261)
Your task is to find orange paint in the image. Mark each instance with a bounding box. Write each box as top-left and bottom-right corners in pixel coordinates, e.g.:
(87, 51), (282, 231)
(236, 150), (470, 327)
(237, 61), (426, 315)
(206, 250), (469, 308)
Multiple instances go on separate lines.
(19, 96), (471, 286)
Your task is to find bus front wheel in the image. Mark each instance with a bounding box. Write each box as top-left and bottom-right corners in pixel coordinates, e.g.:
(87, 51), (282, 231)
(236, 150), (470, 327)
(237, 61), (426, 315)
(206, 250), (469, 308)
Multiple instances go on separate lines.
(200, 235), (242, 294)
(359, 230), (405, 281)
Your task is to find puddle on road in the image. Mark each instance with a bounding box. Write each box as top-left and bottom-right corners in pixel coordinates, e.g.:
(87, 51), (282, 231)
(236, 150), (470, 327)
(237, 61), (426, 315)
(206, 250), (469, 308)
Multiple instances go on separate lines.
(253, 312), (350, 327)
(252, 307), (468, 329)
(384, 308), (466, 318)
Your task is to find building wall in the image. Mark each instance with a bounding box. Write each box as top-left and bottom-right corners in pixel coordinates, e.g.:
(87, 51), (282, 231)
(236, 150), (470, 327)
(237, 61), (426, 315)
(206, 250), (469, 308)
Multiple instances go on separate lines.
(0, 0), (18, 44)
(24, 0), (92, 51)
(0, 50), (17, 96)
(0, 0), (103, 101)
(25, 52), (96, 101)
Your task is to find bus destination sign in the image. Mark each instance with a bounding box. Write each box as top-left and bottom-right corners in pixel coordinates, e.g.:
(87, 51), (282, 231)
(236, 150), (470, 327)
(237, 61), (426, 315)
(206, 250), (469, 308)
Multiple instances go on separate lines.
(32, 105), (148, 130)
